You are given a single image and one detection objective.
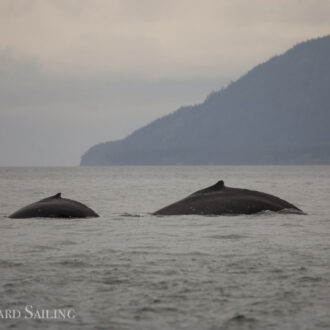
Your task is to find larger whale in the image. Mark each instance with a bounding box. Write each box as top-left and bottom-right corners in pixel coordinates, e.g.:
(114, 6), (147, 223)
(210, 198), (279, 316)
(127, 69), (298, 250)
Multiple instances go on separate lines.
(154, 180), (303, 215)
(9, 193), (99, 219)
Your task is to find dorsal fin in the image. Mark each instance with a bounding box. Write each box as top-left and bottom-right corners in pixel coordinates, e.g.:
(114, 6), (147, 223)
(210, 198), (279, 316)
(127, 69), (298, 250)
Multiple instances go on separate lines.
(38, 192), (62, 203)
(209, 180), (225, 191)
(192, 180), (225, 195)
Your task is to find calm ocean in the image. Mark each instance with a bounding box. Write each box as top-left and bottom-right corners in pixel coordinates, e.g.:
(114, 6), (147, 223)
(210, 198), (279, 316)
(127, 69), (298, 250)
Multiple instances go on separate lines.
(0, 166), (329, 329)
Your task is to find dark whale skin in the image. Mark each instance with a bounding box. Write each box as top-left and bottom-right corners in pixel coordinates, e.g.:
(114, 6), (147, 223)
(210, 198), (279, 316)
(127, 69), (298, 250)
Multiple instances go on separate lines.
(9, 193), (99, 219)
(154, 180), (303, 216)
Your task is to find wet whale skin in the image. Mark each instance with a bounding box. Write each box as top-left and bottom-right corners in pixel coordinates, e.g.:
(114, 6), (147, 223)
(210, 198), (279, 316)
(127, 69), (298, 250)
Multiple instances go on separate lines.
(154, 180), (302, 216)
(9, 193), (99, 219)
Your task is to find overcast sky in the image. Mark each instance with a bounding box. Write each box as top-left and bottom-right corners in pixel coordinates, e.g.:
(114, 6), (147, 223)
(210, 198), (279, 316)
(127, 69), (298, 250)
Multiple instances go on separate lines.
(1, 0), (329, 166)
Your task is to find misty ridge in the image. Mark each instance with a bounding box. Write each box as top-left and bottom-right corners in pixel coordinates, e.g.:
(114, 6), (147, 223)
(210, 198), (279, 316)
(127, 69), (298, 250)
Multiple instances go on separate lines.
(81, 35), (330, 166)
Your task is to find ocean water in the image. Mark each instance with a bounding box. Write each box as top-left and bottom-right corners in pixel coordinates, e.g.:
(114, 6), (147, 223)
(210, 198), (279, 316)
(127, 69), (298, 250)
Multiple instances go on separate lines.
(0, 166), (329, 330)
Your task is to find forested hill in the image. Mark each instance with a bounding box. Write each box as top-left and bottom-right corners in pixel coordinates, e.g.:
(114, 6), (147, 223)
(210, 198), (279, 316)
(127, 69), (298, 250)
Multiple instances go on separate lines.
(81, 35), (330, 165)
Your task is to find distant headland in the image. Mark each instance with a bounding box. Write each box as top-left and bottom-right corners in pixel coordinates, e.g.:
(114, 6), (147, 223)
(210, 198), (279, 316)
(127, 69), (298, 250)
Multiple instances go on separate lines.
(81, 35), (330, 166)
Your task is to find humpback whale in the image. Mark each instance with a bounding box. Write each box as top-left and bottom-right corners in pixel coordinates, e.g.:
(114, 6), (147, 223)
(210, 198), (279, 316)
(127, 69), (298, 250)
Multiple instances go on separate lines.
(154, 180), (303, 216)
(9, 193), (99, 219)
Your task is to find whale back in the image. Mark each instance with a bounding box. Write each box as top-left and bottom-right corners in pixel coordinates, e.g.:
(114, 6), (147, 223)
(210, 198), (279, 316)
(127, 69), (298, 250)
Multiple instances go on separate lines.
(9, 193), (99, 219)
(154, 180), (302, 215)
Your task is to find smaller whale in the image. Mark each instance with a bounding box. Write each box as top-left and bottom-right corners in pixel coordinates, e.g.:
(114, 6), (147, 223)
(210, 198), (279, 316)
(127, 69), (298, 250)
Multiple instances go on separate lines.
(154, 180), (303, 216)
(9, 193), (99, 219)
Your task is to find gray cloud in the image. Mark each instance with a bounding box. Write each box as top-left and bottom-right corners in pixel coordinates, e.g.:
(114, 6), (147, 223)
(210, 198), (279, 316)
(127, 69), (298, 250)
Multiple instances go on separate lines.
(1, 0), (329, 77)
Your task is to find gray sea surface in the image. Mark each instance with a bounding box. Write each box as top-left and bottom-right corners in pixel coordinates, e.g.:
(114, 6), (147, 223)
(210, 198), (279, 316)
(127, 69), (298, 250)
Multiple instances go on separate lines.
(0, 166), (329, 330)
